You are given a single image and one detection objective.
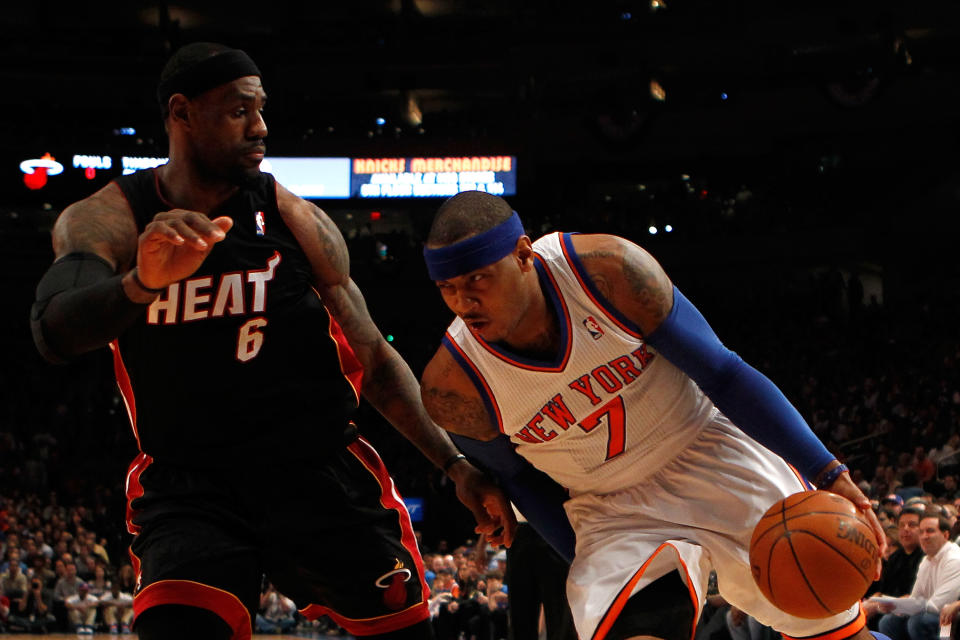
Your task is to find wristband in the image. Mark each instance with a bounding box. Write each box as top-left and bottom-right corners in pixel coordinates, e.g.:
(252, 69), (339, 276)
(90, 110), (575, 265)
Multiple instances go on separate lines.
(816, 463), (848, 490)
(131, 268), (166, 294)
(442, 453), (467, 473)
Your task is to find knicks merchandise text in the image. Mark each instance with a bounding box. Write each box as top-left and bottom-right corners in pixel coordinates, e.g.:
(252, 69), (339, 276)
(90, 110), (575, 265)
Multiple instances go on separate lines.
(444, 233), (717, 496)
(112, 170), (361, 467)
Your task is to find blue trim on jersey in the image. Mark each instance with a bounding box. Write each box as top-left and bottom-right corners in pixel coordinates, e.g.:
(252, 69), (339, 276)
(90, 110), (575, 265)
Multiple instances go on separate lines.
(442, 334), (503, 432)
(560, 232), (644, 337)
(476, 256), (571, 371)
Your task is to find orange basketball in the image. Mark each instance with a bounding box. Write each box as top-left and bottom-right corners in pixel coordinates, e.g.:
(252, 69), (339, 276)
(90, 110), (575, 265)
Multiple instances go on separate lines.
(749, 490), (878, 619)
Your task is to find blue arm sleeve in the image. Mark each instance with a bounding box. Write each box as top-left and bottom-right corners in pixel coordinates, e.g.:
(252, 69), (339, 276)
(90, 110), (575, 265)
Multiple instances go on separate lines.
(449, 433), (575, 563)
(644, 287), (834, 482)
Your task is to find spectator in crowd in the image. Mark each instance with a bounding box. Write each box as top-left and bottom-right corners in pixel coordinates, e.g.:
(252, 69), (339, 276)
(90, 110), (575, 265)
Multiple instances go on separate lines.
(65, 581), (99, 634)
(114, 564), (136, 594)
(53, 560), (82, 629)
(7, 575), (56, 633)
(1, 548), (28, 575)
(98, 580), (134, 635)
(255, 582), (298, 634)
(88, 563), (109, 598)
(865, 504), (926, 622)
(0, 553), (28, 599)
(875, 512), (960, 640)
(29, 552), (55, 589)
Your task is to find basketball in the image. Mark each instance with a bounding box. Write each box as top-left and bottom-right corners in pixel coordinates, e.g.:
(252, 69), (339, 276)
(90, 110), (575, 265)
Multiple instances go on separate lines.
(749, 490), (878, 619)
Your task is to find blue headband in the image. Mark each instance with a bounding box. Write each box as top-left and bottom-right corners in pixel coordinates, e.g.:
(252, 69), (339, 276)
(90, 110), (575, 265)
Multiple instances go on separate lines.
(423, 211), (524, 281)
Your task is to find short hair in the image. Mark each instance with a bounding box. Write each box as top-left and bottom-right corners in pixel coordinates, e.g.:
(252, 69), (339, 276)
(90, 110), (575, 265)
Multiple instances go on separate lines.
(427, 191), (515, 246)
(158, 42), (234, 120)
(899, 505), (925, 522)
(920, 509), (952, 533)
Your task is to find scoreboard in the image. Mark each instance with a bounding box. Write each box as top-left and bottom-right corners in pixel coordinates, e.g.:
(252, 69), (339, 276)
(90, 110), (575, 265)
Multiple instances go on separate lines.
(351, 156), (516, 198)
(21, 152), (516, 200)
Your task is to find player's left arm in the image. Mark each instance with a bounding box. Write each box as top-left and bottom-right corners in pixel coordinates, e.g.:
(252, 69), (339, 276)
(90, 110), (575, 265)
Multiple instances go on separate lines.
(572, 233), (884, 563)
(276, 187), (515, 546)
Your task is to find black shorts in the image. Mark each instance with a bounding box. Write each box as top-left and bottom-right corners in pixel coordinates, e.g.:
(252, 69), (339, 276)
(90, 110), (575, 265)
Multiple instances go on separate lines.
(125, 431), (429, 639)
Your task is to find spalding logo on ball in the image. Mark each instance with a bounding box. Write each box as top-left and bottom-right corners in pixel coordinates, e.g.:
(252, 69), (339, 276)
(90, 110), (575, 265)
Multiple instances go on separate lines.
(749, 490), (879, 619)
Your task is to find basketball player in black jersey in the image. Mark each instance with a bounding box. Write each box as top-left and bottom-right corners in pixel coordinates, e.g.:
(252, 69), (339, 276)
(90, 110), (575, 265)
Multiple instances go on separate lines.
(30, 42), (515, 640)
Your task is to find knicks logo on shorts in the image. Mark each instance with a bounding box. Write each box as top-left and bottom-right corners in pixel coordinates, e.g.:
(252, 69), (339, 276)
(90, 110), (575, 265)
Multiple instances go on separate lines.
(582, 315), (604, 340)
(375, 559), (412, 611)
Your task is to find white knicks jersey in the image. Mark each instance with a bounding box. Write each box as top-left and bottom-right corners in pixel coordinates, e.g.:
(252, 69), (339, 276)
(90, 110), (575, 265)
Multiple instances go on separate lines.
(443, 232), (718, 496)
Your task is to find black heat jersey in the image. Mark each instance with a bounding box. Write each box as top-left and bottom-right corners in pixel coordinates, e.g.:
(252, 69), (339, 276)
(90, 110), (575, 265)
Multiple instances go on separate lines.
(112, 169), (361, 468)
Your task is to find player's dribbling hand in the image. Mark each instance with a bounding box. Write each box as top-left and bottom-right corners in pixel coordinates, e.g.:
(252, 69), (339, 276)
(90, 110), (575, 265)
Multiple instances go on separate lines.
(136, 209), (234, 290)
(449, 462), (517, 548)
(826, 471), (886, 580)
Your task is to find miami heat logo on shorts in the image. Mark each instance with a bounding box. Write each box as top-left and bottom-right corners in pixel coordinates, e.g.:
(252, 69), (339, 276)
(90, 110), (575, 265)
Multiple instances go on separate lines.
(375, 559), (412, 611)
(582, 315), (604, 340)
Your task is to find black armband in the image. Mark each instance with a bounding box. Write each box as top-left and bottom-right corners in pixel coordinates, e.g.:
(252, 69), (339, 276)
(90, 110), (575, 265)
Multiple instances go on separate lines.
(30, 252), (151, 364)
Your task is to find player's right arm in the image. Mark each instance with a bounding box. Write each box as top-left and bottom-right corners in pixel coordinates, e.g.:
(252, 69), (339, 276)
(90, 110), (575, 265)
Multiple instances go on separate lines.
(31, 182), (230, 363)
(422, 348), (577, 562)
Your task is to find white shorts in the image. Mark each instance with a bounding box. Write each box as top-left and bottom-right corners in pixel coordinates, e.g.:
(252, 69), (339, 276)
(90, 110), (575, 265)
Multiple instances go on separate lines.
(563, 415), (861, 640)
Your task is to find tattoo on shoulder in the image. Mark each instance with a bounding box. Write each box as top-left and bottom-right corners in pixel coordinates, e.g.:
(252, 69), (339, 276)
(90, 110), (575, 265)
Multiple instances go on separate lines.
(423, 386), (495, 439)
(579, 249), (618, 301)
(622, 251), (670, 323)
(57, 194), (137, 266)
(308, 204), (349, 276)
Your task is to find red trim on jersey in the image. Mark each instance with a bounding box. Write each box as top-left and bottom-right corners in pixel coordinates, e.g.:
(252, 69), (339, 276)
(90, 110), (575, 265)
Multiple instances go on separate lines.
(443, 331), (505, 433)
(298, 437), (429, 636)
(559, 235), (643, 339)
(299, 601), (430, 637)
(133, 579), (252, 640)
(124, 453), (153, 536)
(469, 254), (574, 372)
(591, 543), (699, 640)
(781, 607), (866, 640)
(313, 288), (363, 406)
(127, 547), (143, 594)
(109, 340), (140, 449)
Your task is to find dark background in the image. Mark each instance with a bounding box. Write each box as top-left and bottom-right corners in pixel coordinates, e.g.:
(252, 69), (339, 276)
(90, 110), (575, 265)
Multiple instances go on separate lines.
(3, 1), (960, 551)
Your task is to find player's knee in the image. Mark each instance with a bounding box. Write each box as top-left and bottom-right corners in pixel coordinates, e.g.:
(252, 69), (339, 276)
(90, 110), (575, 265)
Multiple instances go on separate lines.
(136, 604), (234, 640)
(605, 571), (695, 640)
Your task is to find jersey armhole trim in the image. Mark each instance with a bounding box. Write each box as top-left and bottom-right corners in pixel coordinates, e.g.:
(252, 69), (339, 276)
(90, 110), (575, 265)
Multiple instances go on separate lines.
(559, 233), (644, 339)
(441, 333), (505, 434)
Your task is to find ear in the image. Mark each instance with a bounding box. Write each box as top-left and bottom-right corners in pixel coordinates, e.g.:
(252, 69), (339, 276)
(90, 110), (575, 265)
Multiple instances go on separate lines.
(168, 94), (191, 126)
(515, 236), (534, 271)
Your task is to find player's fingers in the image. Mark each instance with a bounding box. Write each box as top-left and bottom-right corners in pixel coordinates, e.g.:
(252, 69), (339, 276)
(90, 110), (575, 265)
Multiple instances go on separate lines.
(167, 218), (215, 250)
(142, 220), (185, 245)
(211, 216), (234, 234)
(157, 210), (228, 242)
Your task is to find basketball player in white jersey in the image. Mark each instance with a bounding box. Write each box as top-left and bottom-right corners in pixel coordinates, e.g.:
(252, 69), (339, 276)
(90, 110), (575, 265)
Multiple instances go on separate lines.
(419, 191), (888, 640)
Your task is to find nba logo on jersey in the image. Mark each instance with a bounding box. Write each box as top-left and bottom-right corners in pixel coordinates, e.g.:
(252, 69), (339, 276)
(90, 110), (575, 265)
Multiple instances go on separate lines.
(254, 211), (266, 236)
(582, 316), (604, 340)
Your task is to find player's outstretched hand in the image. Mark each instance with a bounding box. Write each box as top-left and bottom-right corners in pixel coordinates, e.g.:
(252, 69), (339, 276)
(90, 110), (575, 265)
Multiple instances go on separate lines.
(829, 471), (886, 580)
(448, 461), (517, 548)
(137, 210), (233, 289)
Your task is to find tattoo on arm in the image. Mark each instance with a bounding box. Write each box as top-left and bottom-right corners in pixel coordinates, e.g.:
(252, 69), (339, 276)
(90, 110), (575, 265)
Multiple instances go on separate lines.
(308, 203), (349, 278)
(54, 195), (138, 268)
(579, 249), (618, 301)
(622, 250), (670, 323)
(422, 385), (496, 439)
